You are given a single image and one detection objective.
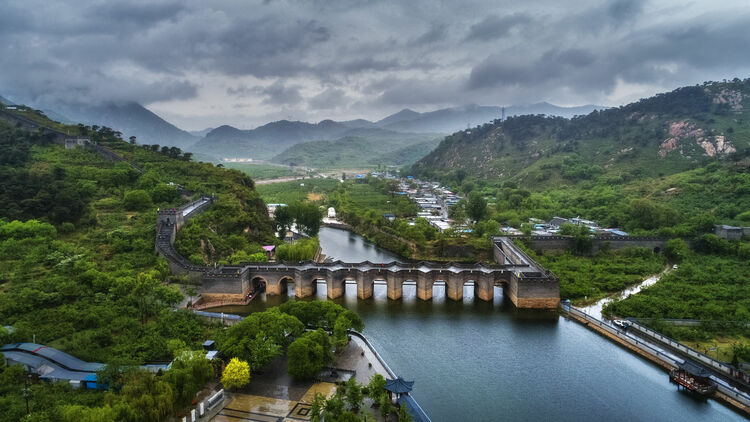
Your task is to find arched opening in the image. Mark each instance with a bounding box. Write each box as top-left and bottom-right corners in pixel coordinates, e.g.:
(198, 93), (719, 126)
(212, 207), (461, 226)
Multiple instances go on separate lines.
(251, 277), (267, 294)
(462, 280), (476, 303)
(312, 276), (327, 299)
(401, 278), (417, 301)
(372, 276), (387, 299)
(432, 280), (446, 304)
(278, 276), (295, 297)
(343, 277), (358, 298)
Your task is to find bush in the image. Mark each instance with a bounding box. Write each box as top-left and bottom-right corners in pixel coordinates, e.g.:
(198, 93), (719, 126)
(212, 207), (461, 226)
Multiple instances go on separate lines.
(665, 238), (689, 263)
(123, 190), (152, 211)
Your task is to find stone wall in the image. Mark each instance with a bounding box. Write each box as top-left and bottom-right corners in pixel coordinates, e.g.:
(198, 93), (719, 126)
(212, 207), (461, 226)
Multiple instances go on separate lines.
(521, 236), (668, 254)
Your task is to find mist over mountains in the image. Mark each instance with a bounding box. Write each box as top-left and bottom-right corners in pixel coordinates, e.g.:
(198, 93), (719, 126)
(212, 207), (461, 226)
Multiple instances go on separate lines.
(192, 102), (603, 160)
(0, 91), (602, 163)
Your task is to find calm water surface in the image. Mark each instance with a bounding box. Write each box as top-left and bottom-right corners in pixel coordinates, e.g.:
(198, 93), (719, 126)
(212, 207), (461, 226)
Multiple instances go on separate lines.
(218, 228), (743, 421)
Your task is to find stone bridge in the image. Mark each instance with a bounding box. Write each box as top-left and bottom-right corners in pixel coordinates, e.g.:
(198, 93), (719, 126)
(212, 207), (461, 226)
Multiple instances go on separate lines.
(155, 197), (561, 308)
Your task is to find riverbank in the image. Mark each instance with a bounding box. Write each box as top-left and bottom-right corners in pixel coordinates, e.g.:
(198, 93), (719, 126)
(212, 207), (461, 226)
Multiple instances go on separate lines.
(561, 304), (750, 417)
(190, 308), (431, 421)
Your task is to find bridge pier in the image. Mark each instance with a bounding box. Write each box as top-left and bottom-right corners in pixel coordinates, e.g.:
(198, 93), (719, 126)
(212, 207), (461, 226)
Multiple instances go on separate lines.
(265, 279), (282, 295)
(445, 273), (464, 301)
(295, 274), (315, 298)
(386, 272), (404, 300)
(474, 273), (494, 302)
(416, 273), (433, 301)
(327, 272), (347, 299)
(357, 272), (376, 300)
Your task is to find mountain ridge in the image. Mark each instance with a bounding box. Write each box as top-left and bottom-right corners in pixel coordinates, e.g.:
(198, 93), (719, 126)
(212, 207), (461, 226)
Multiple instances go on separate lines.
(410, 80), (750, 186)
(196, 102), (604, 160)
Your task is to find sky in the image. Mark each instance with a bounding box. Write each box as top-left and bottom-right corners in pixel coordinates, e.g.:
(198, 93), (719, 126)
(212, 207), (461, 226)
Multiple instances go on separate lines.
(2, 0), (750, 130)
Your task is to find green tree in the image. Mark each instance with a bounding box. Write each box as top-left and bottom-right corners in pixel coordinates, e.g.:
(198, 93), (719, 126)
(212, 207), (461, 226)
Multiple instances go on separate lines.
(366, 374), (387, 399)
(287, 329), (333, 380)
(398, 404), (414, 422)
(164, 350), (214, 406)
(379, 394), (395, 419)
(333, 315), (351, 351)
(274, 205), (293, 238)
(221, 358), (250, 390)
(466, 192), (487, 222)
(123, 190), (152, 211)
(293, 202), (323, 237)
(120, 371), (174, 422)
(344, 377), (364, 412)
(665, 238), (690, 263)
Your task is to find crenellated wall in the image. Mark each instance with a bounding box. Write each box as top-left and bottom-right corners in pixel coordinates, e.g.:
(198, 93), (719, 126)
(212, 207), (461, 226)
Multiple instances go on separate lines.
(154, 196), (561, 309)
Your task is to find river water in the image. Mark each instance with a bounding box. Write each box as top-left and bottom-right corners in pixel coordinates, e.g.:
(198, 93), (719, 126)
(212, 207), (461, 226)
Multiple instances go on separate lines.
(217, 228), (743, 421)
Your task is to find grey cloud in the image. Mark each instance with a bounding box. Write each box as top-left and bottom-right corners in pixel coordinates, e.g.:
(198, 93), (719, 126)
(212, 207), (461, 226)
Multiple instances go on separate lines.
(307, 88), (348, 110)
(412, 23), (449, 45)
(608, 0), (646, 22)
(466, 13), (532, 41)
(2, 0), (750, 127)
(228, 81), (304, 105)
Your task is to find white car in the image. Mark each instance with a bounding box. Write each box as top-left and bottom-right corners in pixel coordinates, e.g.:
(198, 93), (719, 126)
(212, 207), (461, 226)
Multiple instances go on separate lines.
(613, 320), (631, 329)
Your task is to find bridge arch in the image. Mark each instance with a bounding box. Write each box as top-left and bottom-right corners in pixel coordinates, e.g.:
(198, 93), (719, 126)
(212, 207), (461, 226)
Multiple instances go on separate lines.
(250, 276), (267, 295)
(277, 275), (296, 296)
(253, 275), (274, 294)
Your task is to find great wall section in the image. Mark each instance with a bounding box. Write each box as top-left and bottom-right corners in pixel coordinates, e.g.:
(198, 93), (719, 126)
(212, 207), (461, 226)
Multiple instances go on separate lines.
(155, 198), (562, 309)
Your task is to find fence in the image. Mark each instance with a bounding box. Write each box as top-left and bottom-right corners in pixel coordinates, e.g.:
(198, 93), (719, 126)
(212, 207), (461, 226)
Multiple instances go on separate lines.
(627, 317), (750, 328)
(181, 388), (225, 422)
(561, 303), (680, 366)
(561, 303), (750, 409)
(627, 321), (749, 386)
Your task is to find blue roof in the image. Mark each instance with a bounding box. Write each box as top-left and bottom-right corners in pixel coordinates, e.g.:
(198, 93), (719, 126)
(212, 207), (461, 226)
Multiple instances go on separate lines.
(385, 377), (414, 393)
(398, 394), (431, 422)
(1, 343), (171, 384)
(606, 229), (628, 236)
(1, 343), (104, 372)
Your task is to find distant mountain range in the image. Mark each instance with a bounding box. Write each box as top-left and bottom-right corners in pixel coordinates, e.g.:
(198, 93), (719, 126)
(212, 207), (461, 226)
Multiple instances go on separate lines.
(271, 131), (441, 168)
(1, 91), (605, 165)
(194, 102), (603, 160)
(339, 103), (603, 133)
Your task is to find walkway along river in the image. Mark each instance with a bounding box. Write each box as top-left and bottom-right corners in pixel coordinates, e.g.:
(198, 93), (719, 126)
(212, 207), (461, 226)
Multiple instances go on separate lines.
(210, 227), (746, 421)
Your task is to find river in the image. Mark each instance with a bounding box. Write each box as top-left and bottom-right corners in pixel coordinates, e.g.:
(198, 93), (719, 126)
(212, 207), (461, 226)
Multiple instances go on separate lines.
(216, 228), (744, 421)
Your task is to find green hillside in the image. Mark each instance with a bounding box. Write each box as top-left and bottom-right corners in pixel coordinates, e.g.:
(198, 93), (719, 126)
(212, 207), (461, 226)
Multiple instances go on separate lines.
(412, 80), (750, 186)
(0, 116), (275, 420)
(272, 132), (441, 168)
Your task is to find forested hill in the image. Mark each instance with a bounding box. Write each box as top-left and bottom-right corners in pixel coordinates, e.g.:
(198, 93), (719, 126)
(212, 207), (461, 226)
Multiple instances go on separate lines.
(411, 79), (750, 185)
(0, 114), (277, 419)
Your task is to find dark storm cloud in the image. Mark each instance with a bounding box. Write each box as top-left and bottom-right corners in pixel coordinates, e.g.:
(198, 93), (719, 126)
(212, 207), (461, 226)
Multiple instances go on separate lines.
(1, 0), (750, 126)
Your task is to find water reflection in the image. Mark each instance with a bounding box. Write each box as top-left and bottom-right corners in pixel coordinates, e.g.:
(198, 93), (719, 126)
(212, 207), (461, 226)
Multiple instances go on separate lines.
(209, 227), (743, 422)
